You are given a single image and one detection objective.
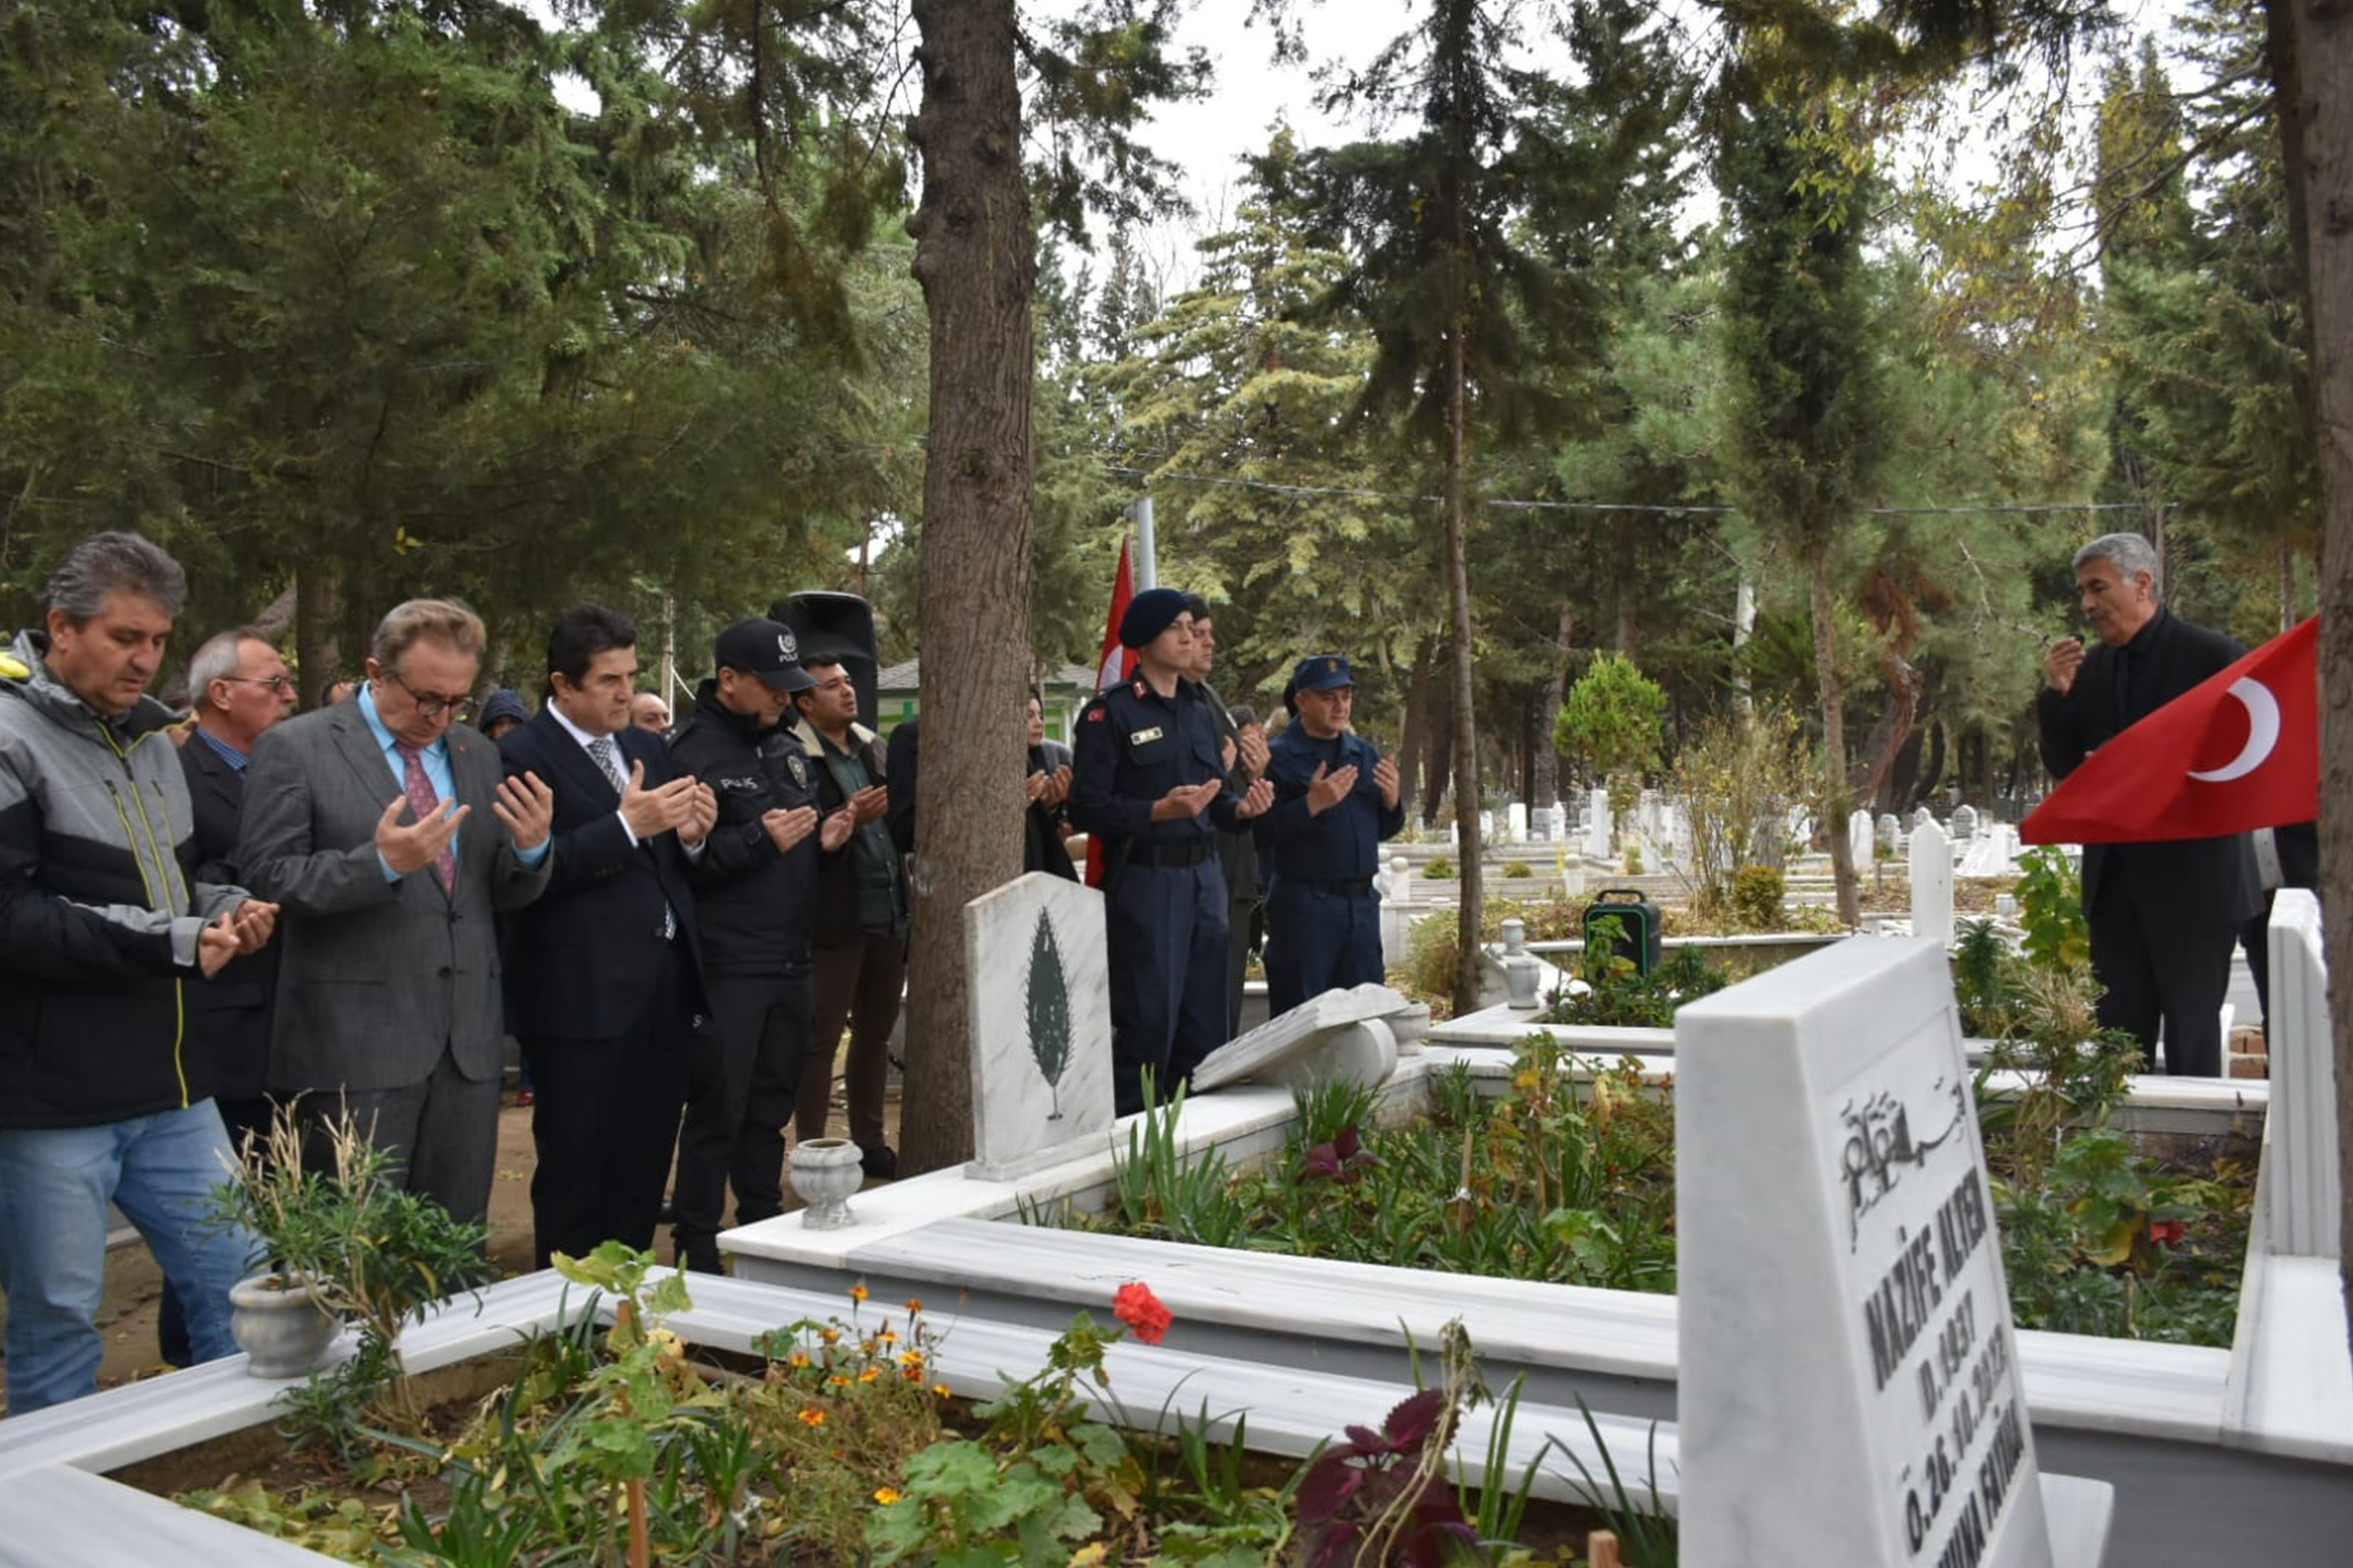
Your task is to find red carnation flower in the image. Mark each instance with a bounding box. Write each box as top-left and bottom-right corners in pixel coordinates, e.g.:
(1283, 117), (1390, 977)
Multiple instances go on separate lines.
(1112, 1281), (1172, 1346)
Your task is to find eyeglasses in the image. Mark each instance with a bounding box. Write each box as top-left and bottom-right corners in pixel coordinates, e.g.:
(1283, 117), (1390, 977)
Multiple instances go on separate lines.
(219, 675), (296, 691)
(385, 667), (474, 722)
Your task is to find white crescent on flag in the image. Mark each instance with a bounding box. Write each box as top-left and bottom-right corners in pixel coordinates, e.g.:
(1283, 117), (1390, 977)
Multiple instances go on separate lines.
(2184, 677), (2280, 783)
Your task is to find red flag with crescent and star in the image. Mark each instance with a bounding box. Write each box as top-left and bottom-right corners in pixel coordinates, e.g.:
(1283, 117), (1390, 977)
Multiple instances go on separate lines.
(1085, 538), (1139, 887)
(2021, 616), (2318, 845)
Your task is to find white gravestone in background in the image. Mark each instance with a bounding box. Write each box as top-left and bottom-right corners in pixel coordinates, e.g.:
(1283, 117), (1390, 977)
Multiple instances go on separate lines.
(1952, 804), (1979, 841)
(1910, 818), (1955, 946)
(1676, 937), (2112, 1568)
(1506, 801), (1529, 844)
(1849, 809), (1874, 870)
(1587, 788), (1614, 859)
(1879, 813), (1904, 855)
(963, 872), (1114, 1180)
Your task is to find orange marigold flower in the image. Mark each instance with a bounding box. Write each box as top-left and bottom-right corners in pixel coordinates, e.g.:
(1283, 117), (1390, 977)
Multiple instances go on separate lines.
(858, 1367), (881, 1383)
(787, 1351), (812, 1369)
(874, 1487), (903, 1506)
(879, 1329), (899, 1344)
(849, 1283), (870, 1304)
(898, 1350), (925, 1368)
(904, 1298), (923, 1313)
(819, 1328), (840, 1345)
(798, 1408), (825, 1427)
(829, 1374), (852, 1388)
(1112, 1281), (1172, 1346)
(933, 1382), (952, 1398)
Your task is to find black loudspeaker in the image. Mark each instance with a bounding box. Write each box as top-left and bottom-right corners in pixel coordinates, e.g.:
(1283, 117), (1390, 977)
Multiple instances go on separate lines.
(772, 592), (880, 731)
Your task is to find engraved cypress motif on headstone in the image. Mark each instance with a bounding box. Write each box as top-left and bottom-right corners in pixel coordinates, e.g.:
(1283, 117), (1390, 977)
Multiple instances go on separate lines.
(1026, 909), (1072, 1119)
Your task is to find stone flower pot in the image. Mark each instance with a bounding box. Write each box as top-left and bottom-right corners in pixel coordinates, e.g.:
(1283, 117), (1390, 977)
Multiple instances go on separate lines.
(229, 1272), (338, 1379)
(790, 1138), (864, 1231)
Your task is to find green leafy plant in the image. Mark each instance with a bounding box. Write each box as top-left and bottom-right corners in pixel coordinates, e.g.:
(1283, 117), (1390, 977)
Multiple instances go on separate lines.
(1424, 855), (1457, 881)
(1674, 704), (1814, 920)
(1729, 863), (1786, 928)
(207, 1105), (490, 1439)
(1557, 653), (1667, 831)
(1502, 858), (1533, 880)
(2016, 846), (2090, 971)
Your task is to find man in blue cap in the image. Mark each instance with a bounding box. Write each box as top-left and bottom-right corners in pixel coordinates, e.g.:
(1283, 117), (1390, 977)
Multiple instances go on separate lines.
(1071, 588), (1273, 1115)
(1253, 654), (1404, 1016)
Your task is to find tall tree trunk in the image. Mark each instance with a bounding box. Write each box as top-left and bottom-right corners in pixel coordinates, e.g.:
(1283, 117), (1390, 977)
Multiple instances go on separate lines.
(1812, 545), (1859, 925)
(295, 562), (339, 707)
(1397, 635), (1432, 818)
(1419, 642), (1453, 827)
(2273, 0), (2353, 1361)
(1444, 331), (1484, 1015)
(1532, 609), (1571, 809)
(1613, 515), (1639, 653)
(900, 0), (1033, 1174)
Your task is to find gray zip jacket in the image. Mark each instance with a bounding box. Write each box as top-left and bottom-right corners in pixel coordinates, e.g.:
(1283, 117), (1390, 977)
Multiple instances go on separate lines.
(0, 629), (248, 1127)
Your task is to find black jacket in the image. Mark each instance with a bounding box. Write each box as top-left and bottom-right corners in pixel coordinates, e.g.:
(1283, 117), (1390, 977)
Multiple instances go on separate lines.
(666, 681), (822, 974)
(497, 709), (707, 1036)
(2035, 607), (2261, 930)
(179, 733), (280, 1099)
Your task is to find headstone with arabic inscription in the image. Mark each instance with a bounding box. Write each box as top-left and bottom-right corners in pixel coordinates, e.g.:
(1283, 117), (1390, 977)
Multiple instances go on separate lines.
(1676, 937), (2113, 1568)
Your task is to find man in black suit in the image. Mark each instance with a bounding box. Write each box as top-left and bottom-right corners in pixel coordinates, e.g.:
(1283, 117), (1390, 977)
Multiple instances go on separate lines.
(2036, 532), (2260, 1076)
(179, 628), (300, 1150)
(157, 626), (297, 1367)
(497, 604), (716, 1267)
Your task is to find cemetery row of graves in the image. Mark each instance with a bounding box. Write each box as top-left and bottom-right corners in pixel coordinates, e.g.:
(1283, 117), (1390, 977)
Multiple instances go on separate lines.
(0, 846), (2341, 1567)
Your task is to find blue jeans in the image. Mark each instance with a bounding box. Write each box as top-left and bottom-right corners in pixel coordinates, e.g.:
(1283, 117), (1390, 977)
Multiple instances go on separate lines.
(0, 1102), (257, 1415)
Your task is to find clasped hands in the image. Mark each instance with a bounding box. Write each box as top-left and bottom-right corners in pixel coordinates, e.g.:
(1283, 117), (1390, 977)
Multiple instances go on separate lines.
(1305, 756), (1402, 814)
(196, 899), (279, 978)
(1151, 775), (1274, 823)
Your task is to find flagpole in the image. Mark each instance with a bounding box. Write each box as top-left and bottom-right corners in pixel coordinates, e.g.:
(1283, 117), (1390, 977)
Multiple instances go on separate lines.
(1127, 495), (1156, 589)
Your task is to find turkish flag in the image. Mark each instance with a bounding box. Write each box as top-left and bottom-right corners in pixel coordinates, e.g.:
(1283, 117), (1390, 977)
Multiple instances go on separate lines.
(1085, 539), (1138, 887)
(2021, 616), (2318, 845)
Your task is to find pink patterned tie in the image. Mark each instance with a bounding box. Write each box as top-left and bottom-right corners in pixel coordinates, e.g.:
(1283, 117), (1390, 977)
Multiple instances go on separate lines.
(394, 742), (456, 892)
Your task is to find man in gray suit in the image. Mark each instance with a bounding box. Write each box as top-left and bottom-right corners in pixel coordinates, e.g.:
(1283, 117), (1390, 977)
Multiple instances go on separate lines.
(241, 599), (554, 1225)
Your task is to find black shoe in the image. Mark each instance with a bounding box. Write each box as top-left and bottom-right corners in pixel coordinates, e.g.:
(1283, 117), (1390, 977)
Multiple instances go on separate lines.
(860, 1144), (898, 1180)
(676, 1241), (723, 1275)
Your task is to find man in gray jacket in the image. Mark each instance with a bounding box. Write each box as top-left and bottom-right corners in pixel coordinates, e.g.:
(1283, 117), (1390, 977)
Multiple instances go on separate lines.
(0, 531), (279, 1414)
(241, 599), (553, 1226)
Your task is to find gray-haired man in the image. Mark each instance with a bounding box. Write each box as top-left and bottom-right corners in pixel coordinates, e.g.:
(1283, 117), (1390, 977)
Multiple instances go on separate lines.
(2035, 531), (2259, 1076)
(0, 532), (279, 1413)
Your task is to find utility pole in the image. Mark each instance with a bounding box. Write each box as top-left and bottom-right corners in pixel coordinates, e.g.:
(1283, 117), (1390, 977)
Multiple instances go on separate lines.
(1127, 495), (1156, 588)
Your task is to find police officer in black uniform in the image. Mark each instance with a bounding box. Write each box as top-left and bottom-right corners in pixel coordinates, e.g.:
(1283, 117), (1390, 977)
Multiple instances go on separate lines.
(1071, 588), (1273, 1115)
(665, 618), (853, 1271)
(1253, 654), (1404, 1017)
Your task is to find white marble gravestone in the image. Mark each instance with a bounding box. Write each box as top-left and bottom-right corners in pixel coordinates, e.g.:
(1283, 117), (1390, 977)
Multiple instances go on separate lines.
(1879, 812), (1904, 855)
(1506, 801), (1529, 844)
(2261, 891), (2339, 1257)
(1849, 809), (1874, 869)
(1586, 789), (1614, 859)
(1951, 804), (1979, 841)
(964, 872), (1114, 1179)
(1676, 937), (2111, 1568)
(1190, 983), (1405, 1092)
(1909, 818), (1955, 946)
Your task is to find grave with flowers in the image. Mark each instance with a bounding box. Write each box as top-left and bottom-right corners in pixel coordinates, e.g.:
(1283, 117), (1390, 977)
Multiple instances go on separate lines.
(715, 877), (2351, 1567)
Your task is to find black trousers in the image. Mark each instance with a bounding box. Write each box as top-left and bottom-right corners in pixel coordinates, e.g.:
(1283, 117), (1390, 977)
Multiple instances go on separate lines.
(671, 968), (810, 1268)
(2087, 900), (2236, 1077)
(518, 945), (692, 1270)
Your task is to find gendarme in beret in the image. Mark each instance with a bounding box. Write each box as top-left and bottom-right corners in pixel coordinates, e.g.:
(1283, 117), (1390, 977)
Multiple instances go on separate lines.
(1119, 587), (1189, 650)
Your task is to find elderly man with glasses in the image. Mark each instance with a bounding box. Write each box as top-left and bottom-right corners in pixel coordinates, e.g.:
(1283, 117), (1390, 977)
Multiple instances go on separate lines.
(239, 599), (555, 1224)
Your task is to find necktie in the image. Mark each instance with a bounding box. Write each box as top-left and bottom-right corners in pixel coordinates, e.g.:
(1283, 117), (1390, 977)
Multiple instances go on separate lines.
(591, 734), (675, 938)
(588, 734), (627, 796)
(393, 742), (456, 893)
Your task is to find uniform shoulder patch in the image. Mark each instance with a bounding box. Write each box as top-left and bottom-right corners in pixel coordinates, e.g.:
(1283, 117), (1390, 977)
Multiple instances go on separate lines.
(1131, 679), (1147, 698)
(786, 753), (811, 787)
(1086, 707), (1107, 723)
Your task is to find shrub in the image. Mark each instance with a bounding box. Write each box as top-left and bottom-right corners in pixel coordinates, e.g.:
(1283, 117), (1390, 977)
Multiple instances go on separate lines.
(1557, 654), (1667, 832)
(1424, 855), (1456, 880)
(1674, 704), (1817, 919)
(1730, 863), (1785, 928)
(1622, 843), (1643, 875)
(1502, 859), (1532, 880)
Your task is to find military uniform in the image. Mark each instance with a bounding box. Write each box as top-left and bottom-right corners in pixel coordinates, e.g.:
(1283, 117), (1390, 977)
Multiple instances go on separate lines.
(1071, 675), (1245, 1115)
(1253, 658), (1404, 1015)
